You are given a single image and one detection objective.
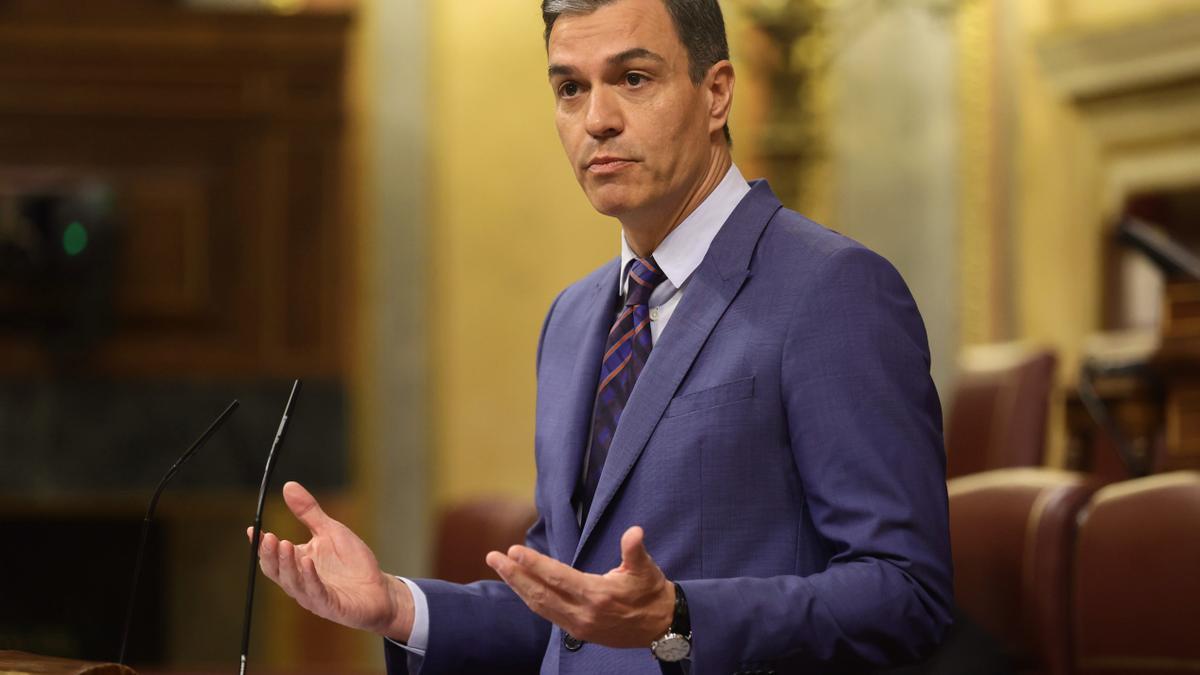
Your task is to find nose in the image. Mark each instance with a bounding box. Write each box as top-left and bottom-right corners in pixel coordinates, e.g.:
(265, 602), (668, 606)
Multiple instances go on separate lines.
(584, 86), (623, 140)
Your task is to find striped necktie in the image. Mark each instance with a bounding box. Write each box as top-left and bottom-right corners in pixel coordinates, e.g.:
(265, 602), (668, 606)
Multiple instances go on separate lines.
(577, 256), (667, 520)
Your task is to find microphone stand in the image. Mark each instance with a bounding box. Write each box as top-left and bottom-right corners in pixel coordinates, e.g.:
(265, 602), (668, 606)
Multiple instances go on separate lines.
(239, 379), (301, 675)
(118, 399), (240, 666)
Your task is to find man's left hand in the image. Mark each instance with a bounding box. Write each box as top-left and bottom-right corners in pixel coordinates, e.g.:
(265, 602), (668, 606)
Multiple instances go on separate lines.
(485, 525), (675, 648)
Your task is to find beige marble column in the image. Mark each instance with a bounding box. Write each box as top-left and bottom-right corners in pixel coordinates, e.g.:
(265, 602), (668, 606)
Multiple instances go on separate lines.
(352, 0), (432, 588)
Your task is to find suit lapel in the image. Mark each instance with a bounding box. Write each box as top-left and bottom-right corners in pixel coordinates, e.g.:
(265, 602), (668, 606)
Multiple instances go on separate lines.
(545, 260), (618, 557)
(572, 181), (783, 562)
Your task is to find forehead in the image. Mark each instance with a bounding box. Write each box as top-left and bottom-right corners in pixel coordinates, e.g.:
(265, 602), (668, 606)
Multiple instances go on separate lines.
(547, 0), (683, 65)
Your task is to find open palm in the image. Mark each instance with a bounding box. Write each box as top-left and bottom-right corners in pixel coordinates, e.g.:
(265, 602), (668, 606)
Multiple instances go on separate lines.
(251, 481), (411, 639)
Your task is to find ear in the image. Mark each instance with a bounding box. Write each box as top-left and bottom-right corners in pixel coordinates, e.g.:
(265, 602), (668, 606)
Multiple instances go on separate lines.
(705, 59), (735, 138)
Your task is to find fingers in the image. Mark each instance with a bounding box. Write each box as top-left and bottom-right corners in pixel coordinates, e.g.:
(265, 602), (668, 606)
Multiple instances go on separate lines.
(282, 481), (331, 536)
(489, 545), (616, 637)
(619, 526), (653, 573)
(248, 526), (330, 617)
(262, 537), (315, 604)
(485, 551), (510, 579)
(505, 545), (589, 598)
(487, 550), (574, 627)
(277, 539), (303, 595)
(257, 531), (282, 582)
(486, 550), (533, 595)
(283, 541), (327, 614)
(490, 530), (672, 648)
(299, 554), (325, 600)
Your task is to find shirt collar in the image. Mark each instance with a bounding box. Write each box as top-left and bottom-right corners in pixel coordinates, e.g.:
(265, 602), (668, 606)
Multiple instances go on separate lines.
(619, 163), (751, 296)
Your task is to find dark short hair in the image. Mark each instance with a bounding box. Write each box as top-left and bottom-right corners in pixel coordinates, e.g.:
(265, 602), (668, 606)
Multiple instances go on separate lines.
(542, 0), (733, 144)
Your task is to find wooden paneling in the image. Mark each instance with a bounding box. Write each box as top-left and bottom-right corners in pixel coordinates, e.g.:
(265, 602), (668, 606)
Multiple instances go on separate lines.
(0, 3), (351, 378)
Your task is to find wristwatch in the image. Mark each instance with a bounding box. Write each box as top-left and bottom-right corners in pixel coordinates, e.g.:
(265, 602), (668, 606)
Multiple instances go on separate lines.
(651, 581), (691, 671)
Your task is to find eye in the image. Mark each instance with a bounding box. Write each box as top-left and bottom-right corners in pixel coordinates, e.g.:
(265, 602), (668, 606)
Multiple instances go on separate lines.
(624, 72), (646, 87)
(559, 81), (580, 98)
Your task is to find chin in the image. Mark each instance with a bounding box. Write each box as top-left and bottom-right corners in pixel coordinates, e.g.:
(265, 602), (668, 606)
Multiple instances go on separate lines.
(582, 184), (641, 218)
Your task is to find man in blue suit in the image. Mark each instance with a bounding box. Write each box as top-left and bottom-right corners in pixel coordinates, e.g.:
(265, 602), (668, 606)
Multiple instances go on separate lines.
(252, 0), (953, 672)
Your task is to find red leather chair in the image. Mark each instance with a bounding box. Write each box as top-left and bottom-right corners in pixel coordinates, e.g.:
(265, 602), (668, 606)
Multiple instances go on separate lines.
(945, 345), (1057, 478)
(947, 468), (1099, 674)
(433, 496), (539, 584)
(1073, 471), (1200, 674)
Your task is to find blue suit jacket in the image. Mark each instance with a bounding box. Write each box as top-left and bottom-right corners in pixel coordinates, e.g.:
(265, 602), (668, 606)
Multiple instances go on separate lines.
(387, 181), (954, 674)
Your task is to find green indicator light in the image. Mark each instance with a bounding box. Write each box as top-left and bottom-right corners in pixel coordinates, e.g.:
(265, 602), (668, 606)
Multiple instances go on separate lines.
(63, 221), (88, 256)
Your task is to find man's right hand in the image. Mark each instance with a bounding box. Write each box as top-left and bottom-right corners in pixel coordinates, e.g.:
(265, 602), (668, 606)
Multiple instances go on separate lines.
(248, 480), (415, 643)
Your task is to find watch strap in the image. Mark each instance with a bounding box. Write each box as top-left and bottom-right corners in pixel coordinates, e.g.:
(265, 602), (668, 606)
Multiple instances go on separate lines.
(671, 581), (690, 637)
(658, 659), (687, 675)
(654, 582), (691, 673)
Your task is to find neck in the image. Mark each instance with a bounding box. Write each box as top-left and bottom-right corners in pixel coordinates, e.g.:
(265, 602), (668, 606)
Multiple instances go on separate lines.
(620, 147), (732, 258)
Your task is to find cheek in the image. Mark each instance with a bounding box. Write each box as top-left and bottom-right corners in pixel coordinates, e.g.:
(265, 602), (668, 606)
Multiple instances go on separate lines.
(554, 115), (571, 150)
(640, 96), (699, 157)
(555, 117), (584, 170)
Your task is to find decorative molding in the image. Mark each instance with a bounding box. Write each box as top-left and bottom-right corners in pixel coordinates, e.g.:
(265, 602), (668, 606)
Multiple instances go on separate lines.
(736, 0), (825, 209)
(1037, 10), (1200, 103)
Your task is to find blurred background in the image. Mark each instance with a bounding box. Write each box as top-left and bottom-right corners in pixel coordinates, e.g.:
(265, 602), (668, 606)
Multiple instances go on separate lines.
(1, 0), (1198, 672)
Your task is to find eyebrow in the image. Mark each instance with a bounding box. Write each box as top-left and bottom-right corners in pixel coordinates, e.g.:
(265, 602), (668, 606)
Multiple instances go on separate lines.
(609, 47), (666, 66)
(547, 47), (667, 79)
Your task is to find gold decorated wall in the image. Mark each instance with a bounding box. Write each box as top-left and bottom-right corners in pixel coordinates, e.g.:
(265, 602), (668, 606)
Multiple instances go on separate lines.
(955, 0), (1200, 466)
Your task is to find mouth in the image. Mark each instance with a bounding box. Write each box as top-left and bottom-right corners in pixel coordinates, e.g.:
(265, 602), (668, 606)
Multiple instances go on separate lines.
(585, 156), (636, 176)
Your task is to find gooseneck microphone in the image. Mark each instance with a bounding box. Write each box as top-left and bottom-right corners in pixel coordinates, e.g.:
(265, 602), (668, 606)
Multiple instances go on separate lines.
(118, 399), (240, 666)
(239, 379), (301, 675)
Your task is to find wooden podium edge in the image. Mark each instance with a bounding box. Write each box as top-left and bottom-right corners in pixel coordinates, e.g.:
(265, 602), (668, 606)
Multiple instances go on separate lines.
(0, 651), (136, 675)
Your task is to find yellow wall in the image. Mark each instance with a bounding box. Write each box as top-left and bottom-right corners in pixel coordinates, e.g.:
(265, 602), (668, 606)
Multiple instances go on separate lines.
(428, 2), (613, 507)
(427, 1), (767, 507)
(1059, 0), (1200, 26)
(1012, 0), (1100, 380)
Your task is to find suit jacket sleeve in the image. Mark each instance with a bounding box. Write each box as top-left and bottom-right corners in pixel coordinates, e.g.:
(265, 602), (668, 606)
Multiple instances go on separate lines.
(383, 291), (568, 675)
(383, 525), (552, 674)
(680, 246), (954, 672)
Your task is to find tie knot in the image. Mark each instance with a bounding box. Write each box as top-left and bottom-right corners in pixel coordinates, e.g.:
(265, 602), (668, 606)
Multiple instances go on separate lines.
(624, 257), (667, 307)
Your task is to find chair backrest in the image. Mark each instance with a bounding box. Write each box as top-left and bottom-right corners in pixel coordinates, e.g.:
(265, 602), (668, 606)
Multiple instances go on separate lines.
(946, 344), (1057, 478)
(1073, 471), (1200, 674)
(433, 496), (539, 584)
(948, 468), (1098, 675)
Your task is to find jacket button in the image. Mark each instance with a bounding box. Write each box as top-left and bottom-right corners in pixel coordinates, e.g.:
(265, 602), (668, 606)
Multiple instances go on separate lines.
(562, 632), (584, 651)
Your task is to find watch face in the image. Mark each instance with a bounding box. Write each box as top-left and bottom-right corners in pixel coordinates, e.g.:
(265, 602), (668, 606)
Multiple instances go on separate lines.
(652, 634), (691, 662)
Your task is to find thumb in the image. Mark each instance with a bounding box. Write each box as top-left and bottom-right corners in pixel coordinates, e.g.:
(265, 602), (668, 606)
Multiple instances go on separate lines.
(282, 481), (331, 535)
(619, 526), (655, 573)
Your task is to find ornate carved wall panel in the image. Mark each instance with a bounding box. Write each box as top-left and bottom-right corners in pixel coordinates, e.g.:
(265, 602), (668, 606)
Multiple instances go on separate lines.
(0, 3), (351, 378)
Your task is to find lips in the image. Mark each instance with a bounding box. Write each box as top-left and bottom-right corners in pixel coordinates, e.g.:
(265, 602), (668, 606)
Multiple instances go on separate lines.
(586, 156), (635, 175)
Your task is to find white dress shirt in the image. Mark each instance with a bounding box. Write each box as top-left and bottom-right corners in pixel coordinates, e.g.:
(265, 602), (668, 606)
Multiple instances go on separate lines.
(618, 163), (750, 345)
(394, 164), (750, 668)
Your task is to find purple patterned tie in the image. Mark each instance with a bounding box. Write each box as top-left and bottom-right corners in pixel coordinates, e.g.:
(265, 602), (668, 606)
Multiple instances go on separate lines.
(578, 256), (668, 519)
